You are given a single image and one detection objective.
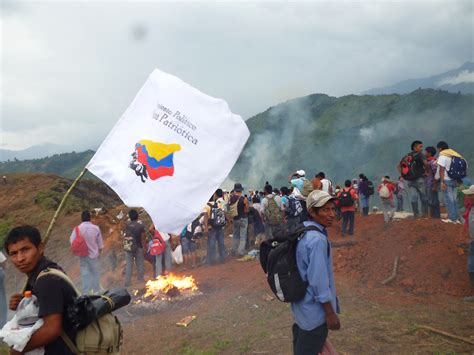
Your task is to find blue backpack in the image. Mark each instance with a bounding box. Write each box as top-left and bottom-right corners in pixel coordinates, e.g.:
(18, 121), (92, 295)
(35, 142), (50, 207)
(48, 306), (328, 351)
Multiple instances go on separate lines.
(447, 156), (468, 180)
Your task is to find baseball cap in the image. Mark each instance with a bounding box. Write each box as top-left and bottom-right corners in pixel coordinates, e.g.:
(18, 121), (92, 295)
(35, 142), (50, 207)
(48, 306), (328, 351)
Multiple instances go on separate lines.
(462, 185), (474, 195)
(306, 190), (336, 211)
(296, 170), (306, 177)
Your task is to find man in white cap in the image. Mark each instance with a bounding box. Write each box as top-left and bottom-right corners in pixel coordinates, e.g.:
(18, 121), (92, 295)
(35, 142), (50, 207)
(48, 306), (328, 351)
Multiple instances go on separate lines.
(463, 185), (474, 301)
(291, 190), (340, 354)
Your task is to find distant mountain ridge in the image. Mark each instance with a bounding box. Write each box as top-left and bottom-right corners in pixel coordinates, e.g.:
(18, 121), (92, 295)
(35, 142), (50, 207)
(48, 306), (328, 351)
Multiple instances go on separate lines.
(364, 62), (474, 95)
(0, 143), (73, 162)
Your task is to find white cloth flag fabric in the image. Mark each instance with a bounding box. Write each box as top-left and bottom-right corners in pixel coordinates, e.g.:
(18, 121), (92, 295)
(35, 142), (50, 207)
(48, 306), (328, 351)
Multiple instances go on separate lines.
(87, 69), (249, 234)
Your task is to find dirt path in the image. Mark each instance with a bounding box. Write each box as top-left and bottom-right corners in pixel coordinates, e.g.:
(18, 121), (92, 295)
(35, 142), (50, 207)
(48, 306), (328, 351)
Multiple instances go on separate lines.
(120, 257), (474, 354)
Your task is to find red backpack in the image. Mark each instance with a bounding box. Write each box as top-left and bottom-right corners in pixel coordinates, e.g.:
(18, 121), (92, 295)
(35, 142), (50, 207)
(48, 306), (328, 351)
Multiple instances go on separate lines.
(71, 226), (89, 257)
(150, 231), (166, 256)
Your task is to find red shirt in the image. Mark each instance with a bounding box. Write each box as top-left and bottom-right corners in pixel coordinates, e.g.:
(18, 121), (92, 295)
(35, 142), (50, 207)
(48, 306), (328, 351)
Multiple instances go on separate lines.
(336, 188), (359, 212)
(377, 182), (396, 200)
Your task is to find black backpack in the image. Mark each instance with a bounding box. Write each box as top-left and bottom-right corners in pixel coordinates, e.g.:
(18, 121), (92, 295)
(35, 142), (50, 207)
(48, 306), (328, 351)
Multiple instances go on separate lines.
(259, 225), (328, 303)
(339, 190), (354, 207)
(400, 152), (424, 181)
(366, 181), (375, 196)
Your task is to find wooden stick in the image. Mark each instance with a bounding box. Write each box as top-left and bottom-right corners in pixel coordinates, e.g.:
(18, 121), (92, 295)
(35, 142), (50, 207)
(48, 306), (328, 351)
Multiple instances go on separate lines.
(417, 325), (474, 346)
(381, 256), (399, 285)
(332, 241), (358, 248)
(43, 168), (87, 245)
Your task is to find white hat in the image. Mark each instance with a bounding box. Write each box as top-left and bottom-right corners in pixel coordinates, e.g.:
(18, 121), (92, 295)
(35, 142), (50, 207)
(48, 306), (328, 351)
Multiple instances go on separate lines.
(296, 170), (306, 177)
(462, 185), (474, 195)
(306, 190), (336, 211)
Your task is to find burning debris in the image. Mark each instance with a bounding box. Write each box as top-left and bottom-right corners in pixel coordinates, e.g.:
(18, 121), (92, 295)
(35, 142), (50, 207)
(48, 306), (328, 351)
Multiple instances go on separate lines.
(132, 274), (201, 310)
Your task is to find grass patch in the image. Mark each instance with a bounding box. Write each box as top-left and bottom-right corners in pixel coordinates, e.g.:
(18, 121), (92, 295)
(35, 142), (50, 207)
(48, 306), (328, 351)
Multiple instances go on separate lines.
(0, 218), (13, 248)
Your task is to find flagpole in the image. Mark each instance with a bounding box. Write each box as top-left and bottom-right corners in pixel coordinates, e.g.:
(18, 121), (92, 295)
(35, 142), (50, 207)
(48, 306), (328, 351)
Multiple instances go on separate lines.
(43, 168), (87, 245)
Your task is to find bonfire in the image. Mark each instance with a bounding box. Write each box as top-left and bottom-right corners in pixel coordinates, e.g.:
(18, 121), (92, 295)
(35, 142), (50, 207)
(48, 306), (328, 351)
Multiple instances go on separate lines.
(133, 274), (200, 306)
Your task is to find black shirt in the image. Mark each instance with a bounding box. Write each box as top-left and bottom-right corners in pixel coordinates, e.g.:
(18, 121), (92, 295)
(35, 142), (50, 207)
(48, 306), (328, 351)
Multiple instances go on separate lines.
(26, 257), (76, 355)
(125, 220), (145, 249)
(229, 195), (248, 220)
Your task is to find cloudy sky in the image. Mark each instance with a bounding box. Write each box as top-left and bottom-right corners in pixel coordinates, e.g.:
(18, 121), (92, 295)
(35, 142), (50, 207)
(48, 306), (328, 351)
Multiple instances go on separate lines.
(1, 1), (473, 151)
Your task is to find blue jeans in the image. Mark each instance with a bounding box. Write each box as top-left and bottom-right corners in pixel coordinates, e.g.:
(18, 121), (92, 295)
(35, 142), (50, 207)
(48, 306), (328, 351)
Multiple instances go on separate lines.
(125, 249), (145, 286)
(360, 194), (369, 209)
(341, 211), (355, 236)
(208, 228), (226, 264)
(0, 269), (6, 328)
(154, 240), (172, 277)
(407, 178), (428, 214)
(396, 194), (404, 212)
(79, 257), (101, 294)
(444, 180), (459, 221)
(381, 198), (395, 223)
(232, 218), (248, 256)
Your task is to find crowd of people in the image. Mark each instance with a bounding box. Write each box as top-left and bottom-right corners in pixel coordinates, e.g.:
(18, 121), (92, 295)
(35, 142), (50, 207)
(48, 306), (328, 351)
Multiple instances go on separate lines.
(0, 138), (471, 355)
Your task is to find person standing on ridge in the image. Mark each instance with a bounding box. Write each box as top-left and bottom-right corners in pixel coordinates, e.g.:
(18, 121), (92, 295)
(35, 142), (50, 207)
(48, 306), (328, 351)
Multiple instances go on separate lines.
(69, 210), (103, 294)
(262, 184), (286, 239)
(398, 140), (429, 218)
(337, 180), (359, 238)
(424, 146), (441, 218)
(289, 170), (312, 222)
(462, 185), (474, 301)
(378, 176), (396, 224)
(123, 209), (145, 287)
(316, 172), (333, 195)
(358, 174), (372, 216)
(395, 176), (406, 212)
(291, 190), (340, 354)
(436, 141), (465, 223)
(229, 183), (249, 256)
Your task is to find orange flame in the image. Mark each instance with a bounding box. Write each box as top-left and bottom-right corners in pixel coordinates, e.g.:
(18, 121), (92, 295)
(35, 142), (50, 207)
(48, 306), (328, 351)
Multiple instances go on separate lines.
(144, 273), (198, 298)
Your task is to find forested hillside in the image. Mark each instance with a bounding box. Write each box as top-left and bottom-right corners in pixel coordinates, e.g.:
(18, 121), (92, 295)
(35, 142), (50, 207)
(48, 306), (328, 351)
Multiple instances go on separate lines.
(230, 89), (473, 187)
(0, 150), (95, 179)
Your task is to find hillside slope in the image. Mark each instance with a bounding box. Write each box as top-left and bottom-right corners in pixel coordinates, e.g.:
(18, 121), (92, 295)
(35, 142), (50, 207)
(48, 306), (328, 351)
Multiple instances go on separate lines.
(230, 89), (473, 188)
(0, 150), (95, 179)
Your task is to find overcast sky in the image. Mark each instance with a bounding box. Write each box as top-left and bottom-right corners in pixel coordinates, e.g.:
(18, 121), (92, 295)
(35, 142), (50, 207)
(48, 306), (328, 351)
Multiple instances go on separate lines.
(1, 1), (473, 151)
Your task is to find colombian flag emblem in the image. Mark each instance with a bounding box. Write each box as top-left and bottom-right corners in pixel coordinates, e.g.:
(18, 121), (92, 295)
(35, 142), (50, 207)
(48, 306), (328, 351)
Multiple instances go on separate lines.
(129, 140), (181, 182)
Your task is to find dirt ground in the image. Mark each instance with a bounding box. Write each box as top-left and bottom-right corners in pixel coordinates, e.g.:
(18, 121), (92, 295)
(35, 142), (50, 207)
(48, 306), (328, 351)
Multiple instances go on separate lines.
(1, 174), (473, 354)
(117, 214), (474, 355)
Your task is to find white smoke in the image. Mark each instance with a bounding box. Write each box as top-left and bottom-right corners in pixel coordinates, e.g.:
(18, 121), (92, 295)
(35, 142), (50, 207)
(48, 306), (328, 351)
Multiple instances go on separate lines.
(436, 70), (474, 87)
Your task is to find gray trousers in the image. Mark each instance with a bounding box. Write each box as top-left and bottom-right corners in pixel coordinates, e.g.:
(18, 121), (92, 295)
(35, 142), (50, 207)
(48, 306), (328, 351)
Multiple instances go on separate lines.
(232, 218), (248, 256)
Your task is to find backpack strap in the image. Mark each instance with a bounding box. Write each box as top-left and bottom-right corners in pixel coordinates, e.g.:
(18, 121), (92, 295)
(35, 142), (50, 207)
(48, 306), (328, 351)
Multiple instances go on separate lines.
(60, 330), (81, 354)
(36, 268), (81, 296)
(74, 226), (80, 240)
(36, 268), (82, 354)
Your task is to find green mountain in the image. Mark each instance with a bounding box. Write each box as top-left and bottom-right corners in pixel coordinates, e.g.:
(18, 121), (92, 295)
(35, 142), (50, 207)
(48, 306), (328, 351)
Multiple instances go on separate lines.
(0, 150), (95, 179)
(230, 89), (474, 188)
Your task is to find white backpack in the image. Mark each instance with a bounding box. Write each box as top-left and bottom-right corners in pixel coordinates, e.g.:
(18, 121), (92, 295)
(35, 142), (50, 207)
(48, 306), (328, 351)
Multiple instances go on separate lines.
(379, 184), (391, 199)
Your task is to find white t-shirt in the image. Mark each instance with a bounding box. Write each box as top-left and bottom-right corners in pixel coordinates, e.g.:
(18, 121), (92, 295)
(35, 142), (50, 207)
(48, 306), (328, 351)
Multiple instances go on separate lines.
(436, 155), (452, 181)
(321, 179), (332, 193)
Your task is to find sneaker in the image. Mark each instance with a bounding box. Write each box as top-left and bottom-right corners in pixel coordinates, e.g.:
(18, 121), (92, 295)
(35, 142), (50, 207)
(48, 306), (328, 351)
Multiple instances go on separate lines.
(441, 219), (454, 224)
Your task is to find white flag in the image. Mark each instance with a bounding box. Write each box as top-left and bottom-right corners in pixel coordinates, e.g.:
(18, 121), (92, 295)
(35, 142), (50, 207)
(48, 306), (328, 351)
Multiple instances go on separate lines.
(87, 69), (249, 234)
